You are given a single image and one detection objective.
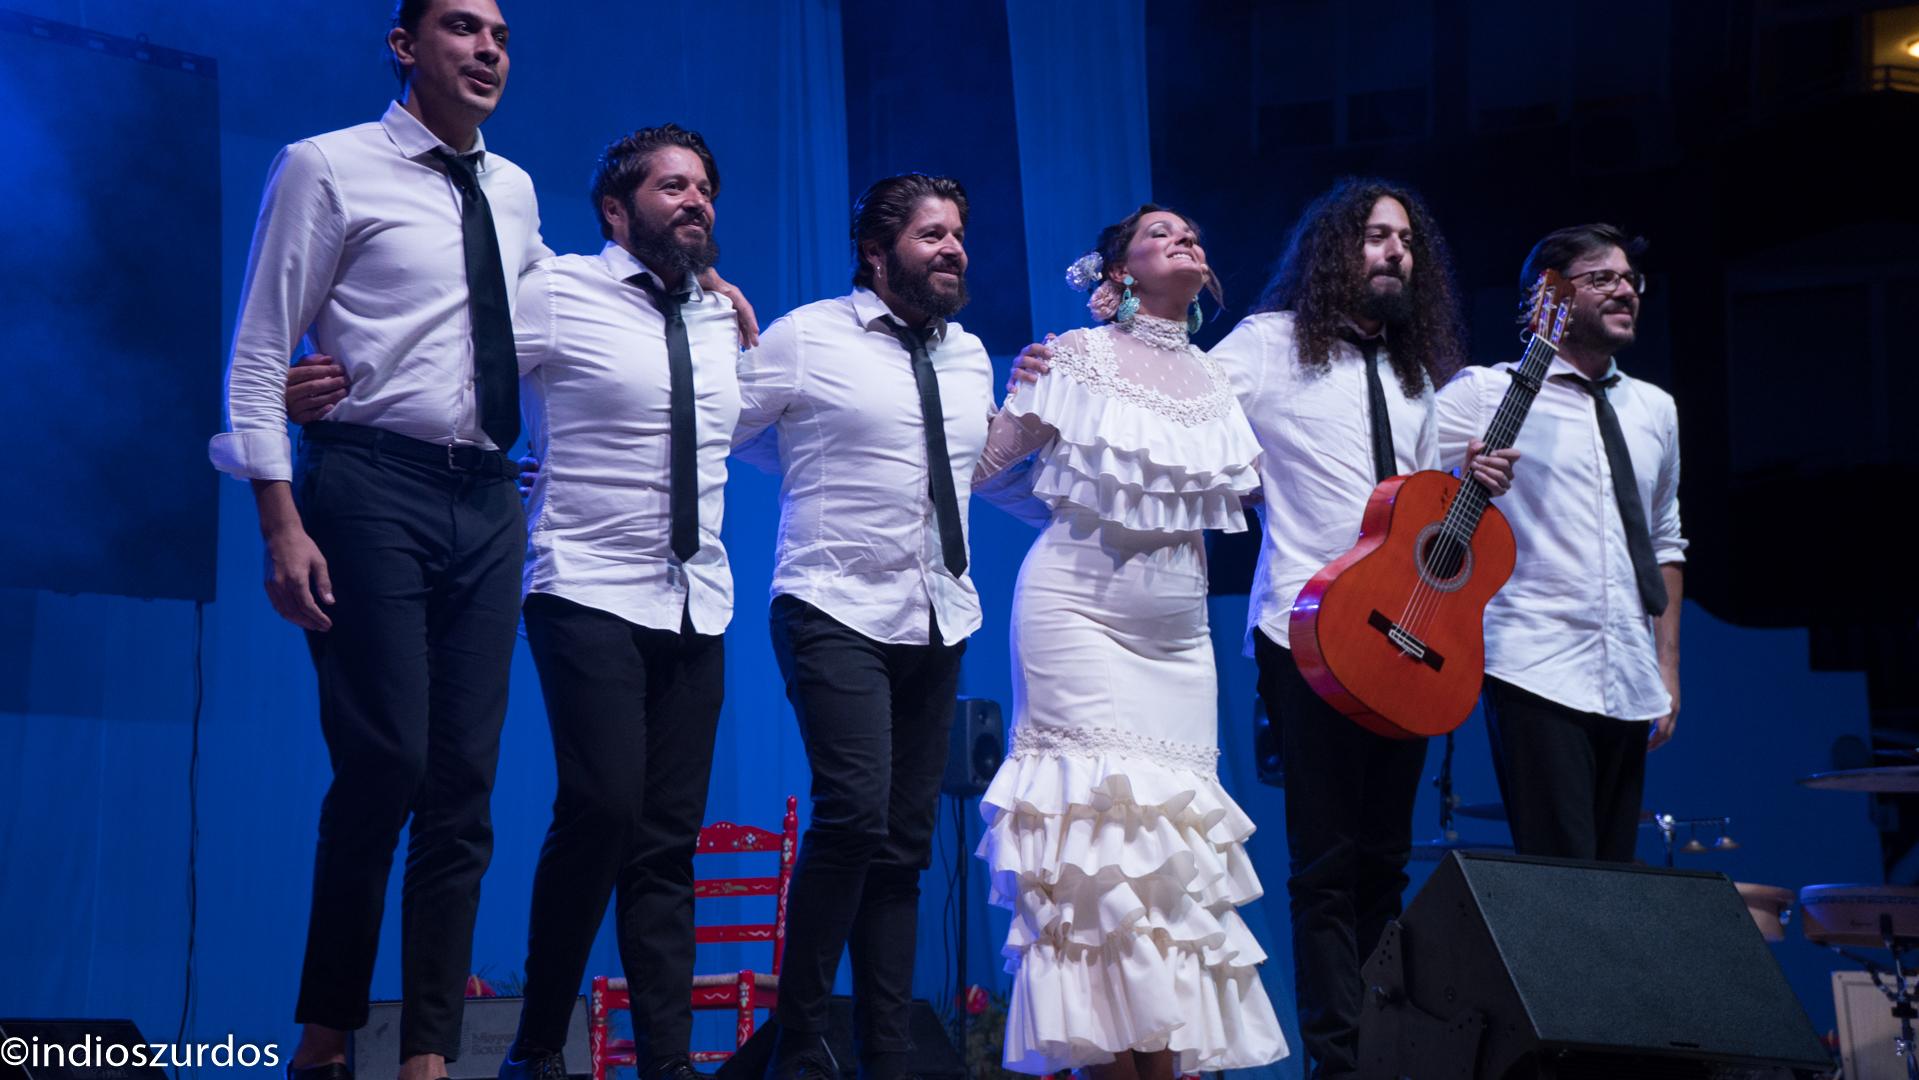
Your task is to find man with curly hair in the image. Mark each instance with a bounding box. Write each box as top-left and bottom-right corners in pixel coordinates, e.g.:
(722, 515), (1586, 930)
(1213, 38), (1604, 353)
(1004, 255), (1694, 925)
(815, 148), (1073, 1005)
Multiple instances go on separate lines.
(1213, 178), (1514, 1080)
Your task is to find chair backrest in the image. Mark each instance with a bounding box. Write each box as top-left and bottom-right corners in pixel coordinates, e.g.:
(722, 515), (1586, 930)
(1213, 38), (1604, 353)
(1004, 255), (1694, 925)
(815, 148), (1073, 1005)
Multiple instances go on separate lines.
(692, 794), (799, 974)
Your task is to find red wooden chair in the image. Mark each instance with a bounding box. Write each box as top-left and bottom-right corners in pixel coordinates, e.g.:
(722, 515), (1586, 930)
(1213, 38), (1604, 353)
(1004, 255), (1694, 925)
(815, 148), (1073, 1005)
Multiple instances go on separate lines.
(590, 795), (800, 1080)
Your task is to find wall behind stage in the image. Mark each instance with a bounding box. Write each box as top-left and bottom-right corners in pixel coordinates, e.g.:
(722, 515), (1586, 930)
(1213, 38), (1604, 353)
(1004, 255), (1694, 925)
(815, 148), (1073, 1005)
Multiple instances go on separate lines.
(0, 3), (1886, 1079)
(0, 0), (1158, 1073)
(0, 0), (854, 1065)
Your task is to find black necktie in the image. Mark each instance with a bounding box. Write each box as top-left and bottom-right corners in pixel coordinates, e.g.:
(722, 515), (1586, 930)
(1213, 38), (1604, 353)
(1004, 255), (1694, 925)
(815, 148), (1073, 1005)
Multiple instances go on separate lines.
(1571, 373), (1669, 616)
(1357, 337), (1395, 483)
(434, 149), (519, 450)
(888, 321), (967, 578)
(633, 275), (700, 563)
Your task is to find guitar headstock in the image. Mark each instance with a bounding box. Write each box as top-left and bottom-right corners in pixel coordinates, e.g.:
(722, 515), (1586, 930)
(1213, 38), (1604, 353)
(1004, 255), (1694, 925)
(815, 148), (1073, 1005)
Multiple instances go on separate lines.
(1522, 269), (1575, 346)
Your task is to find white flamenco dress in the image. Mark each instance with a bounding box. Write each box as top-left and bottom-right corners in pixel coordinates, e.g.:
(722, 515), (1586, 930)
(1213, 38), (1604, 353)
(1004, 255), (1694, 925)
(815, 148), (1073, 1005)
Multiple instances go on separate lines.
(973, 314), (1289, 1074)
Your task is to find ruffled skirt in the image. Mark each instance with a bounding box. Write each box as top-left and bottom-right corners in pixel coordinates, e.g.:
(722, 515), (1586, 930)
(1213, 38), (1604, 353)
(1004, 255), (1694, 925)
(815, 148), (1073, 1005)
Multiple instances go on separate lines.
(977, 515), (1288, 1073)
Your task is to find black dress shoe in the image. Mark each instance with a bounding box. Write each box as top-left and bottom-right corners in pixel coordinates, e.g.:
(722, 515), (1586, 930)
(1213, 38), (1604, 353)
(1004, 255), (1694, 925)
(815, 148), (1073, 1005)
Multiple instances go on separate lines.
(287, 1063), (354, 1080)
(497, 1049), (568, 1080)
(642, 1056), (709, 1080)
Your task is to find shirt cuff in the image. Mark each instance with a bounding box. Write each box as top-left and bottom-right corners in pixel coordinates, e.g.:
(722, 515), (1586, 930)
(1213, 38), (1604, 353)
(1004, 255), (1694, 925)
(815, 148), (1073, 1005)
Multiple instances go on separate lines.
(1654, 538), (1689, 565)
(209, 429), (294, 482)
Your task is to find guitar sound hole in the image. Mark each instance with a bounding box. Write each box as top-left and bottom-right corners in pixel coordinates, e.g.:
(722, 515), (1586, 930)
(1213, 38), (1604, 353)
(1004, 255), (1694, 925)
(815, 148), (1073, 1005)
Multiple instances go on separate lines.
(1414, 523), (1473, 592)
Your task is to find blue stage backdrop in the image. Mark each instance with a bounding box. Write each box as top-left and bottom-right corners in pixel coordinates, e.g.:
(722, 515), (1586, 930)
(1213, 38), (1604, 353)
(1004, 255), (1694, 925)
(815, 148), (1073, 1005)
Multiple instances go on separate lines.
(0, 10), (222, 603)
(0, 4), (1884, 1080)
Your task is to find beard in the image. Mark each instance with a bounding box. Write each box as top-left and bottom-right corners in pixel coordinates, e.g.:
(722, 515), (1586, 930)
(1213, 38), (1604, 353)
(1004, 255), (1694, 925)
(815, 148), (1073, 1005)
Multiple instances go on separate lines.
(625, 204), (719, 282)
(1564, 302), (1637, 354)
(884, 246), (969, 320)
(1354, 269), (1413, 331)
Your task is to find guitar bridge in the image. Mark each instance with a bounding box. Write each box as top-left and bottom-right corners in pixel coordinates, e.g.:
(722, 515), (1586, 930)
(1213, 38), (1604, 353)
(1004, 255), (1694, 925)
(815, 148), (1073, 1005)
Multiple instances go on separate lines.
(1367, 610), (1446, 672)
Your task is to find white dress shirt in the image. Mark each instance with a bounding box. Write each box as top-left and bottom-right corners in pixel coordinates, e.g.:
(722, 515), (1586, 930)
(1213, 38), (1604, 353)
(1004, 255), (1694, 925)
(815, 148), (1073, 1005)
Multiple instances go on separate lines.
(517, 244), (741, 636)
(211, 102), (549, 481)
(1435, 356), (1685, 721)
(734, 288), (994, 646)
(1209, 311), (1438, 653)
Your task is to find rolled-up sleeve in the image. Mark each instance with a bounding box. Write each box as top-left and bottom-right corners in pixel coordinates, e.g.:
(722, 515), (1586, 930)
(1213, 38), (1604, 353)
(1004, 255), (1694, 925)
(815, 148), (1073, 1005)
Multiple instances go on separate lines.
(208, 141), (346, 482)
(1651, 397), (1687, 565)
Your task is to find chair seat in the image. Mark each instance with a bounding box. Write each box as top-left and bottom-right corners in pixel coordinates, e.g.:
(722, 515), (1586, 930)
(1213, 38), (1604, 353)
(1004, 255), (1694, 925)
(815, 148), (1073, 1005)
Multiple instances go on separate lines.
(690, 971), (779, 989)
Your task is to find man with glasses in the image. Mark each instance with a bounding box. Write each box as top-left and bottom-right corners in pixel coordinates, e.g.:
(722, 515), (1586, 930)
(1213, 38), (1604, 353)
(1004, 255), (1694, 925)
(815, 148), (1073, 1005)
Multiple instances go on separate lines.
(1435, 224), (1685, 862)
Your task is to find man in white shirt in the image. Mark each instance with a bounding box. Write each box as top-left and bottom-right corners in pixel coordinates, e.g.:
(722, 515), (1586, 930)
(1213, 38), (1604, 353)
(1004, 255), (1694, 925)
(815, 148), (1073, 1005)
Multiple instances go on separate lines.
(733, 174), (993, 1080)
(1208, 179), (1512, 1080)
(208, 4), (543, 1080)
(497, 125), (740, 1080)
(1435, 224), (1685, 863)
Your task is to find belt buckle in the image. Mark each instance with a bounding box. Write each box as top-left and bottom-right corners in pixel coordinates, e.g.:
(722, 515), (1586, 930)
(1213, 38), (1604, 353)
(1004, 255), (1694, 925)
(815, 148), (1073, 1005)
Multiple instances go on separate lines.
(446, 443), (483, 473)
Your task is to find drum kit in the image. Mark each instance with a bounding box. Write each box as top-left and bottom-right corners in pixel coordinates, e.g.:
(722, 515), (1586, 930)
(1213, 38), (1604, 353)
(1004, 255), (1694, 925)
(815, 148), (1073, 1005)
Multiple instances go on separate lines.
(1794, 766), (1919, 1080)
(1414, 739), (1919, 1078)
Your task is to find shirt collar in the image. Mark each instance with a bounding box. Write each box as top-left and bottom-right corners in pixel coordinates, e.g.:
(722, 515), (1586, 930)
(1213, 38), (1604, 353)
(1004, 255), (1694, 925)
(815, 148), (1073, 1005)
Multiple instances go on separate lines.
(851, 287), (948, 344)
(600, 242), (705, 301)
(381, 100), (488, 165)
(1337, 314), (1388, 346)
(1547, 354), (1621, 384)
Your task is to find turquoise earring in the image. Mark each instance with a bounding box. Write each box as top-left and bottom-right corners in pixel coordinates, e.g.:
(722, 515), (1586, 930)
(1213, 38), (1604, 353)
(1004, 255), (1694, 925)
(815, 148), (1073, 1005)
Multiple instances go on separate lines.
(1187, 300), (1203, 335)
(1116, 275), (1139, 322)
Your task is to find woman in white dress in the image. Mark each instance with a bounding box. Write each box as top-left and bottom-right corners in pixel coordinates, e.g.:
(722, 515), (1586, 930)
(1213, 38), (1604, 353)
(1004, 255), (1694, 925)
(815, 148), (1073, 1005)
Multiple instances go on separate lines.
(973, 206), (1289, 1079)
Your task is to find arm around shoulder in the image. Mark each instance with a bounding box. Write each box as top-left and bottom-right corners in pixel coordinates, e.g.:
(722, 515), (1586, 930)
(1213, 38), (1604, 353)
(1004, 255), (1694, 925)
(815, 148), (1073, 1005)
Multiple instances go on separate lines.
(733, 313), (802, 449)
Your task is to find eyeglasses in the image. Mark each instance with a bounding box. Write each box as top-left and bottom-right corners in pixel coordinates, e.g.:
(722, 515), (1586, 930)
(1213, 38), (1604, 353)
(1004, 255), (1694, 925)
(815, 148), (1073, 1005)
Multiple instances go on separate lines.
(1568, 268), (1647, 297)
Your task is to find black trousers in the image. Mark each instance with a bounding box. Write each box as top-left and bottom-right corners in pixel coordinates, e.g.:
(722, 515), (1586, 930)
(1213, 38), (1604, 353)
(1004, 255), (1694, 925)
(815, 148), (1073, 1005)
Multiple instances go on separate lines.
(292, 431), (524, 1061)
(1482, 677), (1648, 863)
(513, 593), (726, 1062)
(767, 595), (963, 1080)
(1254, 633), (1427, 1080)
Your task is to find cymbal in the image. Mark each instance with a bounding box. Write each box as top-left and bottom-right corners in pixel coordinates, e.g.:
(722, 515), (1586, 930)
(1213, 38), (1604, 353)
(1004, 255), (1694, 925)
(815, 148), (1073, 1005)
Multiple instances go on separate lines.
(1410, 838), (1513, 861)
(1800, 884), (1919, 947)
(1799, 766), (1919, 794)
(1453, 801), (1508, 822)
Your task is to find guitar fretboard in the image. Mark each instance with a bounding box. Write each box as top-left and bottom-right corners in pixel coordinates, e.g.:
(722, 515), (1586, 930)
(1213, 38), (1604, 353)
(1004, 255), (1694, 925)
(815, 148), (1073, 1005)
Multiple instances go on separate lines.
(1430, 330), (1560, 566)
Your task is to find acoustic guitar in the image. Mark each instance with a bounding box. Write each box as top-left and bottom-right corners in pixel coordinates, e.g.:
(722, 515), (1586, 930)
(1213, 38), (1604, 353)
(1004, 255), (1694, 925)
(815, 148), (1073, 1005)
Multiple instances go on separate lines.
(1287, 271), (1575, 739)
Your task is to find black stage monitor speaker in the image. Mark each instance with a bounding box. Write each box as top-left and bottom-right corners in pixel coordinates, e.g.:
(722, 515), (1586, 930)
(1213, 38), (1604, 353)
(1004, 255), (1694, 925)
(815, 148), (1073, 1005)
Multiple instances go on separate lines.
(942, 697), (1004, 797)
(714, 997), (961, 1080)
(1359, 852), (1829, 1080)
(0, 1019), (170, 1080)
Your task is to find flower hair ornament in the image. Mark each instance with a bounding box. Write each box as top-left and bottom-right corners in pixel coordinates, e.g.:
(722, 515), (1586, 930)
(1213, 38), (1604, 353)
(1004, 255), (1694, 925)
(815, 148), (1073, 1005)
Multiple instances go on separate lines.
(1064, 250), (1104, 292)
(1068, 252), (1138, 322)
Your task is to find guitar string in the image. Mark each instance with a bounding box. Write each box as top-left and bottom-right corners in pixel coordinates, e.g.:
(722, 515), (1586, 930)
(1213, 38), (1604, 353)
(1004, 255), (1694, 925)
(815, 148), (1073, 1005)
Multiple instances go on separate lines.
(1399, 331), (1550, 637)
(1395, 313), (1560, 640)
(1397, 334), (1543, 631)
(1400, 307), (1561, 637)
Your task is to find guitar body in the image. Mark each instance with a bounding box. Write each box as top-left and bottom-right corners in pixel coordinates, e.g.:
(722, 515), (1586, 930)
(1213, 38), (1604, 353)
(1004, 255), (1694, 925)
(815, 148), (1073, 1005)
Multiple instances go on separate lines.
(1289, 470), (1516, 739)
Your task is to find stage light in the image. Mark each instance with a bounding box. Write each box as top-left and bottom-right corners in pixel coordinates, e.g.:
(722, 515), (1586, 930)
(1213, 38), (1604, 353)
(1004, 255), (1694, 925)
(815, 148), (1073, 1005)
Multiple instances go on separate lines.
(1906, 37), (1919, 60)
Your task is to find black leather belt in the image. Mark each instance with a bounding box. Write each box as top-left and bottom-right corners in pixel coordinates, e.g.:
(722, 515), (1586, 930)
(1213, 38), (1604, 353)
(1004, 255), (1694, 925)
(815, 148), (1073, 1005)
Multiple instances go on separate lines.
(303, 420), (514, 477)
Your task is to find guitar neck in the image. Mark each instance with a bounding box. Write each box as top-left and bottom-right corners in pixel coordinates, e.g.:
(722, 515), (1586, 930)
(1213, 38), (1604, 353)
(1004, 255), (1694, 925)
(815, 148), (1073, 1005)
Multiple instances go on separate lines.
(1442, 333), (1557, 534)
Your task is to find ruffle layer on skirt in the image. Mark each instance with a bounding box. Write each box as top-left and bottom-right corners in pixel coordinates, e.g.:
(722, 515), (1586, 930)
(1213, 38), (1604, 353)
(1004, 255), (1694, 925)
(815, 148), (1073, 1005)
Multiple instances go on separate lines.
(977, 745), (1290, 1073)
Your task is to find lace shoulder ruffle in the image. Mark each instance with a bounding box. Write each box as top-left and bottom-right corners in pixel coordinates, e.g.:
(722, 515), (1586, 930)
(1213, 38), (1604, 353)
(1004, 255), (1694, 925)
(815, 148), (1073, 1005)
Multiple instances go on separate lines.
(1046, 326), (1237, 428)
(1002, 327), (1261, 534)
